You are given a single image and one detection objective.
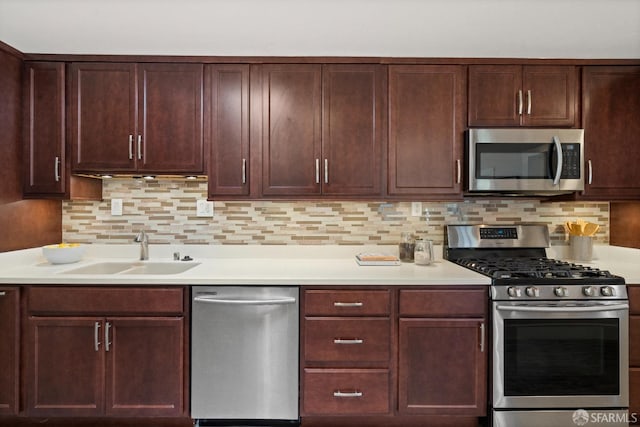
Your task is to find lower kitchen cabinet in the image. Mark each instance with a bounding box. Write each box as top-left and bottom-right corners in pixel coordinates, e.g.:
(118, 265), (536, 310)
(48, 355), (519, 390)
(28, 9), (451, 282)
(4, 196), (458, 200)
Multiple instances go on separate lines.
(0, 287), (19, 416)
(23, 286), (187, 418)
(628, 285), (640, 422)
(398, 289), (487, 416)
(301, 287), (488, 424)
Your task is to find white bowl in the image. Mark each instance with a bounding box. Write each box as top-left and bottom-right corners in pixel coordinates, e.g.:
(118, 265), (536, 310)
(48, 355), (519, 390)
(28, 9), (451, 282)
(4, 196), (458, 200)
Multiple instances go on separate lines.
(42, 244), (86, 264)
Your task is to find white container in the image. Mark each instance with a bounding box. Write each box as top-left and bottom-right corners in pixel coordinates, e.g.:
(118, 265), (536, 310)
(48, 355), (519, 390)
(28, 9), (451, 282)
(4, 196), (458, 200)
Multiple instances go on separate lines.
(42, 244), (86, 264)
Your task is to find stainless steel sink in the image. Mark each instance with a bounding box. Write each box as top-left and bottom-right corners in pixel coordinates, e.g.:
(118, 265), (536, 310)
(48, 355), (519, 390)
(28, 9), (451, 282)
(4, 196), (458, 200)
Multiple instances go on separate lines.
(63, 261), (200, 275)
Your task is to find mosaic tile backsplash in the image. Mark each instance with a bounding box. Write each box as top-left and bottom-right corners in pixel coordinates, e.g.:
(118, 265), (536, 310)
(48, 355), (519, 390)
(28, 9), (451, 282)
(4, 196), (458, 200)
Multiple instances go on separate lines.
(62, 179), (610, 246)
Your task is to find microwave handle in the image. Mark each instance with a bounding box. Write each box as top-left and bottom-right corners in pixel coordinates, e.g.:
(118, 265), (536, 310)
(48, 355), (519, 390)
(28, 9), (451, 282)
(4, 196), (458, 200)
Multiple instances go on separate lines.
(552, 136), (563, 186)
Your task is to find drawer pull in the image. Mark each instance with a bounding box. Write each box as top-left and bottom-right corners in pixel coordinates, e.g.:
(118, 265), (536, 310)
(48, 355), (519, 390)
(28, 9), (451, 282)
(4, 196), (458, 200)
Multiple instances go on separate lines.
(333, 302), (363, 307)
(333, 390), (363, 398)
(0, 291), (5, 296)
(334, 338), (364, 345)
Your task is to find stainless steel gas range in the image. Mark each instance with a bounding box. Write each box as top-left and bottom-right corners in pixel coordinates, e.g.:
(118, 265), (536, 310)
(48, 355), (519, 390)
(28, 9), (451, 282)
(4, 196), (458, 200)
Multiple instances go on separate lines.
(445, 224), (629, 427)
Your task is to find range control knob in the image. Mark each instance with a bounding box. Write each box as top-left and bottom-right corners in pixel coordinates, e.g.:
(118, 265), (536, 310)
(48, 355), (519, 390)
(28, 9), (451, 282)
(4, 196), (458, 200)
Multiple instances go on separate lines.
(582, 286), (597, 297)
(600, 286), (616, 297)
(507, 287), (522, 298)
(525, 287), (540, 297)
(554, 286), (568, 297)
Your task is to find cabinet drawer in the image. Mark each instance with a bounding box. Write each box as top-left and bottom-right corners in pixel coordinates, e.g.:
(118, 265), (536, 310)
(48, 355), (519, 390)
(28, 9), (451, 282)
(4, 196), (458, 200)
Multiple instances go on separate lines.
(303, 368), (390, 415)
(305, 318), (390, 365)
(27, 287), (184, 315)
(304, 290), (390, 316)
(399, 289), (486, 317)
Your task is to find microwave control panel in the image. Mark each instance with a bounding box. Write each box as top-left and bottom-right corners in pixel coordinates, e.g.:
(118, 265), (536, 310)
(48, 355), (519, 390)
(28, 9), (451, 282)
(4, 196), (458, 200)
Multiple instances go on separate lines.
(561, 143), (581, 179)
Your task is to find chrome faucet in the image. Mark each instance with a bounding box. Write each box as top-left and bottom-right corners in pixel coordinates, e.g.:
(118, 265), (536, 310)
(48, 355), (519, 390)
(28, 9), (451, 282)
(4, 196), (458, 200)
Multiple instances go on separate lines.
(133, 230), (149, 260)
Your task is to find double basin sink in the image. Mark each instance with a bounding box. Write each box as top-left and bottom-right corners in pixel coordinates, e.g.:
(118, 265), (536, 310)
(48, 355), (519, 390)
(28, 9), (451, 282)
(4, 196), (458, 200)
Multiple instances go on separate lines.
(62, 261), (200, 275)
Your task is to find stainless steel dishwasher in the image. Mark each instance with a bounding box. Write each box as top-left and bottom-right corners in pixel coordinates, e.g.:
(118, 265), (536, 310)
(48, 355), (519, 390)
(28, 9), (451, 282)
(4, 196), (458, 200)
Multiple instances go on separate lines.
(191, 286), (299, 426)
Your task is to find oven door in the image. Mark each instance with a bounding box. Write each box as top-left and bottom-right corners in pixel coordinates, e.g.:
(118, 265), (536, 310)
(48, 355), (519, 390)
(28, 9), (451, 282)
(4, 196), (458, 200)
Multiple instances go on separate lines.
(493, 300), (629, 409)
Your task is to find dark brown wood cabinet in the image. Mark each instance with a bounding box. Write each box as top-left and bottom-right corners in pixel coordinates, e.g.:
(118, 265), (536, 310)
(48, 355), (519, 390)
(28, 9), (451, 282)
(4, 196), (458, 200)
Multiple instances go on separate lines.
(468, 65), (578, 127)
(23, 62), (101, 199)
(301, 287), (488, 424)
(302, 289), (392, 416)
(71, 63), (203, 174)
(260, 64), (383, 197)
(398, 289), (487, 416)
(628, 285), (640, 421)
(582, 66), (640, 200)
(388, 65), (465, 198)
(0, 287), (19, 416)
(206, 64), (250, 197)
(24, 287), (187, 418)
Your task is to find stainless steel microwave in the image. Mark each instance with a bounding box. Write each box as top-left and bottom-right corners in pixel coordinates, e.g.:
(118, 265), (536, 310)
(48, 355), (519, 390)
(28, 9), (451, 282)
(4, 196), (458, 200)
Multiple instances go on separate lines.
(466, 128), (584, 195)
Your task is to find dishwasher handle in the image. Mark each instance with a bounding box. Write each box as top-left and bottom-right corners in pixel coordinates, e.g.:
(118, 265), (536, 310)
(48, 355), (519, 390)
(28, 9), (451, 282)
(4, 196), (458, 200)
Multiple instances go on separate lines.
(194, 295), (297, 306)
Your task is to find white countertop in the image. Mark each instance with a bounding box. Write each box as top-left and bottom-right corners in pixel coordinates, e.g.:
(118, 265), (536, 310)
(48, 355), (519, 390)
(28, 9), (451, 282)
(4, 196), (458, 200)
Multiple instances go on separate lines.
(0, 243), (638, 286)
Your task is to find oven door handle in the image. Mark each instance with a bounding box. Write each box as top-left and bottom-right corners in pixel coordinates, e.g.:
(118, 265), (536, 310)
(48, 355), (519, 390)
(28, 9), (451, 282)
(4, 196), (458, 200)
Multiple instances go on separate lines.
(495, 303), (629, 313)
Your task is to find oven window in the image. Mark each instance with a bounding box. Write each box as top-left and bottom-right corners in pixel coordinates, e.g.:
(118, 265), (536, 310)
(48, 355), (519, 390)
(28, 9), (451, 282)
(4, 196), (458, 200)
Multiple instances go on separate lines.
(476, 143), (552, 179)
(504, 319), (619, 396)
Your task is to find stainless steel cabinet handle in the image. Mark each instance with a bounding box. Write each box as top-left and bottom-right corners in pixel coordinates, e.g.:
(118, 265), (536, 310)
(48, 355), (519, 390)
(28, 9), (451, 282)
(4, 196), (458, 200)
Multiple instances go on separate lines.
(242, 158), (247, 184)
(0, 291), (6, 296)
(333, 391), (363, 398)
(526, 89), (532, 115)
(105, 322), (112, 352)
(456, 159), (461, 184)
(479, 323), (485, 353)
(333, 302), (363, 307)
(315, 159), (320, 184)
(333, 338), (364, 345)
(54, 156), (61, 182)
(324, 159), (329, 184)
(588, 159), (593, 185)
(94, 321), (101, 351)
(137, 135), (142, 160)
(517, 90), (523, 115)
(128, 135), (134, 160)
(194, 296), (296, 306)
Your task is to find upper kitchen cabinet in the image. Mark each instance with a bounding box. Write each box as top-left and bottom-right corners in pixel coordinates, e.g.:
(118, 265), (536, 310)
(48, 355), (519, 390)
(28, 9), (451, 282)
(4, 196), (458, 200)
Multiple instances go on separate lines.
(23, 62), (102, 199)
(70, 62), (203, 175)
(388, 65), (465, 199)
(582, 66), (640, 200)
(259, 64), (383, 197)
(468, 65), (578, 127)
(206, 64), (250, 197)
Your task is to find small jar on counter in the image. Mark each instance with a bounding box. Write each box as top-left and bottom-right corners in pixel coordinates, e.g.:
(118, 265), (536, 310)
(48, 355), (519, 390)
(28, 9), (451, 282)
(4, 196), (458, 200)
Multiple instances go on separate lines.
(399, 232), (416, 262)
(414, 238), (434, 266)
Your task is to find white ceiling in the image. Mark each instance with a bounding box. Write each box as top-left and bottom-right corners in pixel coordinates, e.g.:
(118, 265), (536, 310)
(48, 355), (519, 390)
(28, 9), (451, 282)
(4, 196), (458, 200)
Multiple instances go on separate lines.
(1, 0), (639, 58)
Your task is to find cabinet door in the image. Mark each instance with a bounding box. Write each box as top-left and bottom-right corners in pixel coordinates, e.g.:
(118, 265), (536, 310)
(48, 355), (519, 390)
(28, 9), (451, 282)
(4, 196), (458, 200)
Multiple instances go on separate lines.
(261, 64), (322, 196)
(106, 317), (184, 416)
(468, 65), (522, 127)
(70, 62), (137, 172)
(522, 66), (577, 127)
(0, 288), (19, 415)
(398, 318), (486, 416)
(388, 65), (464, 197)
(23, 62), (65, 195)
(207, 64), (250, 196)
(138, 63), (204, 173)
(582, 66), (640, 200)
(25, 317), (105, 416)
(322, 65), (383, 196)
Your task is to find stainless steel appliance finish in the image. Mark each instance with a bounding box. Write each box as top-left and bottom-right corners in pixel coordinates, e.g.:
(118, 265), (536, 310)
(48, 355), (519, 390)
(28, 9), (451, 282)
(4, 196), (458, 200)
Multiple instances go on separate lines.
(445, 224), (629, 427)
(191, 286), (299, 424)
(493, 409), (632, 427)
(467, 128), (584, 194)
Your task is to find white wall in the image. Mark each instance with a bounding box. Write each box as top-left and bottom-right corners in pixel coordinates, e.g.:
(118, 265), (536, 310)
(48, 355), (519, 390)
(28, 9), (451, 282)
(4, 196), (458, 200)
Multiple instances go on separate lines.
(1, 0), (638, 58)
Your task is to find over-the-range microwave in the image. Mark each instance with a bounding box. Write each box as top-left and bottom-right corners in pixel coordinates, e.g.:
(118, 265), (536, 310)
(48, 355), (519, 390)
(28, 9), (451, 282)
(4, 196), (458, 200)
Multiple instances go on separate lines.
(466, 128), (584, 195)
